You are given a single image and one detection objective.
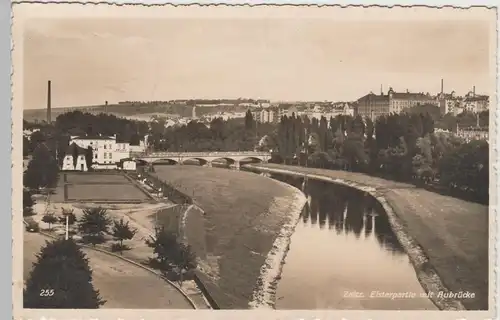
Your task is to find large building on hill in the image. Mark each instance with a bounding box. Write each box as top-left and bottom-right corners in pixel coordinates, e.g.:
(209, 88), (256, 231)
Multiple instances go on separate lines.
(463, 89), (489, 113)
(437, 91), (463, 116)
(252, 108), (279, 123)
(356, 87), (438, 120)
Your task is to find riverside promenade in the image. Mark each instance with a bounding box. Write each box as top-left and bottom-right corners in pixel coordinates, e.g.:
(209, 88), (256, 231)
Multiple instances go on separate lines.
(245, 163), (490, 311)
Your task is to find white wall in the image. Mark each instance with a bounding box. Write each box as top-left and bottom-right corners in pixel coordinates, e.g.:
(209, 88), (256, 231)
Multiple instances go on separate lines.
(123, 161), (137, 171)
(62, 154), (88, 171)
(69, 135), (131, 166)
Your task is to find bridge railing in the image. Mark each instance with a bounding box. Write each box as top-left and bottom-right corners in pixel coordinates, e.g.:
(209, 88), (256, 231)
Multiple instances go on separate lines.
(139, 151), (271, 158)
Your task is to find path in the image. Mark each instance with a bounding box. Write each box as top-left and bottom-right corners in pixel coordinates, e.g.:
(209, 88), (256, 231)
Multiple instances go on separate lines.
(23, 231), (194, 309)
(246, 163), (489, 311)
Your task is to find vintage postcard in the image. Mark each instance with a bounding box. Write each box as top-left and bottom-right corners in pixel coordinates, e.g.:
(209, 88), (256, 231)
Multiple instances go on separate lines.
(11, 2), (497, 320)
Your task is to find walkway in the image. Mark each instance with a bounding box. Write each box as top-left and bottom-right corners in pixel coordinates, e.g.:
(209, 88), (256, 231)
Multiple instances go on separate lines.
(23, 231), (194, 309)
(246, 163), (489, 311)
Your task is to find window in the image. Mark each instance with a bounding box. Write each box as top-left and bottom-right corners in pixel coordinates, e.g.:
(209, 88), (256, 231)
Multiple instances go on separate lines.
(104, 145), (107, 149)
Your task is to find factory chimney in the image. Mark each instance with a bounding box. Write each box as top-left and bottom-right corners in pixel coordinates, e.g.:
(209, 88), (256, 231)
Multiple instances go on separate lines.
(440, 79), (444, 94)
(473, 85), (476, 96)
(46, 80), (52, 123)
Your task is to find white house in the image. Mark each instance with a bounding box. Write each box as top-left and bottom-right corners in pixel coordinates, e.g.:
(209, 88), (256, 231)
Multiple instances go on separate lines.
(62, 134), (133, 171)
(62, 143), (89, 171)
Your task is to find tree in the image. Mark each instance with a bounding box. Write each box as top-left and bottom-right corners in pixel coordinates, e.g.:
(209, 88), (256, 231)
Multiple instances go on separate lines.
(145, 226), (180, 272)
(23, 136), (30, 157)
(78, 207), (111, 246)
(24, 144), (60, 190)
(111, 218), (137, 254)
(245, 110), (255, 131)
(72, 143), (79, 169)
(23, 189), (35, 217)
(85, 146), (94, 171)
(172, 242), (198, 285)
(24, 238), (106, 308)
(41, 214), (57, 231)
(29, 131), (46, 151)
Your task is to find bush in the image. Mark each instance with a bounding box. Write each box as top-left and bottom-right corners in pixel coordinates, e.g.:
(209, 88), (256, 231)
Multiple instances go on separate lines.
(81, 234), (106, 246)
(111, 217), (137, 254)
(78, 207), (111, 246)
(25, 219), (40, 232)
(41, 214), (57, 231)
(110, 243), (131, 253)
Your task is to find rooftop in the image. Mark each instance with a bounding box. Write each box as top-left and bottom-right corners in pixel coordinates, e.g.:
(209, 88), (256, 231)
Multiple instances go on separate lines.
(65, 142), (88, 156)
(72, 134), (115, 140)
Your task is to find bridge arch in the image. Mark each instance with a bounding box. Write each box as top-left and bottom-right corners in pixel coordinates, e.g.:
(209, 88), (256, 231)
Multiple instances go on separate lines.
(152, 158), (179, 165)
(239, 157), (265, 164)
(135, 159), (149, 166)
(211, 157), (236, 165)
(182, 158), (209, 166)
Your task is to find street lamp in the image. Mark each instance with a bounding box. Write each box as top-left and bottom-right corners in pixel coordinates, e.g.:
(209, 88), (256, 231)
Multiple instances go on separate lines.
(65, 214), (69, 240)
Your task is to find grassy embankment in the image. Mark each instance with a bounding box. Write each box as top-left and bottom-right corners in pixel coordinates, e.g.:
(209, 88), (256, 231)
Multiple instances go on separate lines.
(150, 165), (303, 309)
(247, 163), (489, 311)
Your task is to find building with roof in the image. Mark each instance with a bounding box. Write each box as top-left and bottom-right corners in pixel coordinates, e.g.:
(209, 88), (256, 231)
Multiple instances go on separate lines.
(356, 87), (438, 120)
(252, 108), (279, 123)
(437, 91), (463, 115)
(62, 134), (134, 171)
(120, 158), (137, 171)
(457, 126), (489, 142)
(62, 143), (89, 171)
(463, 88), (489, 113)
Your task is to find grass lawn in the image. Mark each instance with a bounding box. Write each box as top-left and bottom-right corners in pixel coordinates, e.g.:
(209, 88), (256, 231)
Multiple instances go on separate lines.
(65, 184), (150, 202)
(64, 172), (130, 184)
(151, 165), (299, 309)
(249, 163), (489, 310)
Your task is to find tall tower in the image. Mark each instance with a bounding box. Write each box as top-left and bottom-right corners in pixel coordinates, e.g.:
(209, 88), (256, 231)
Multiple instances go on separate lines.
(47, 80), (52, 123)
(441, 79), (444, 94)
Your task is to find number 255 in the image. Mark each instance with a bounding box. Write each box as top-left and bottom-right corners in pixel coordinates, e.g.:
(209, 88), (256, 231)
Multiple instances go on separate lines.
(40, 289), (54, 297)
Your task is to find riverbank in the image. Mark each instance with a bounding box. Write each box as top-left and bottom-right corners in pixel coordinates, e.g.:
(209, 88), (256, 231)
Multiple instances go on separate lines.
(149, 165), (307, 309)
(245, 163), (489, 311)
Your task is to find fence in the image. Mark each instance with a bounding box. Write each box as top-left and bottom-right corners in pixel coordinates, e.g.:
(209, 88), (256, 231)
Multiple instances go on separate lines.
(136, 166), (193, 205)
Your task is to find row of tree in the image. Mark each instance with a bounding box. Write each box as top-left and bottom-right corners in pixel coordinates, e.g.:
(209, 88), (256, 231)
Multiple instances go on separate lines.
(148, 111), (274, 152)
(260, 111), (488, 203)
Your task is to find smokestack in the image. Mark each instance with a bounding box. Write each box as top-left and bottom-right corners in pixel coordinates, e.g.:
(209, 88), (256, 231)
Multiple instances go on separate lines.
(380, 84), (383, 95)
(473, 86), (476, 96)
(47, 80), (51, 123)
(441, 79), (443, 94)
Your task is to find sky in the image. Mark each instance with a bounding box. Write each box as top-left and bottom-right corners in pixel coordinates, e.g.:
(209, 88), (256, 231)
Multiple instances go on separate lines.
(16, 5), (494, 110)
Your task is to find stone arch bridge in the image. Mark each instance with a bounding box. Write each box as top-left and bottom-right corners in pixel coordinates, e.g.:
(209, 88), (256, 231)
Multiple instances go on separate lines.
(136, 151), (271, 169)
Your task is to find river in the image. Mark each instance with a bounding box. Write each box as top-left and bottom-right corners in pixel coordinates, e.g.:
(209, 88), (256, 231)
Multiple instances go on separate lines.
(246, 170), (437, 310)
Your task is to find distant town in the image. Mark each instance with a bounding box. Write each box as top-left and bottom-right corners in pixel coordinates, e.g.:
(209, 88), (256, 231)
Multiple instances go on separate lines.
(24, 79), (490, 145)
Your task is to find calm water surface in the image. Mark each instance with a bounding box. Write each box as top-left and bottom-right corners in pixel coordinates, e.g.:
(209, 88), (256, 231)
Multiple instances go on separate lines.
(266, 173), (437, 310)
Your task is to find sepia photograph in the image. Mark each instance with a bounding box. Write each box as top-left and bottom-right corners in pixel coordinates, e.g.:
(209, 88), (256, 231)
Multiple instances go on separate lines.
(12, 2), (496, 319)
